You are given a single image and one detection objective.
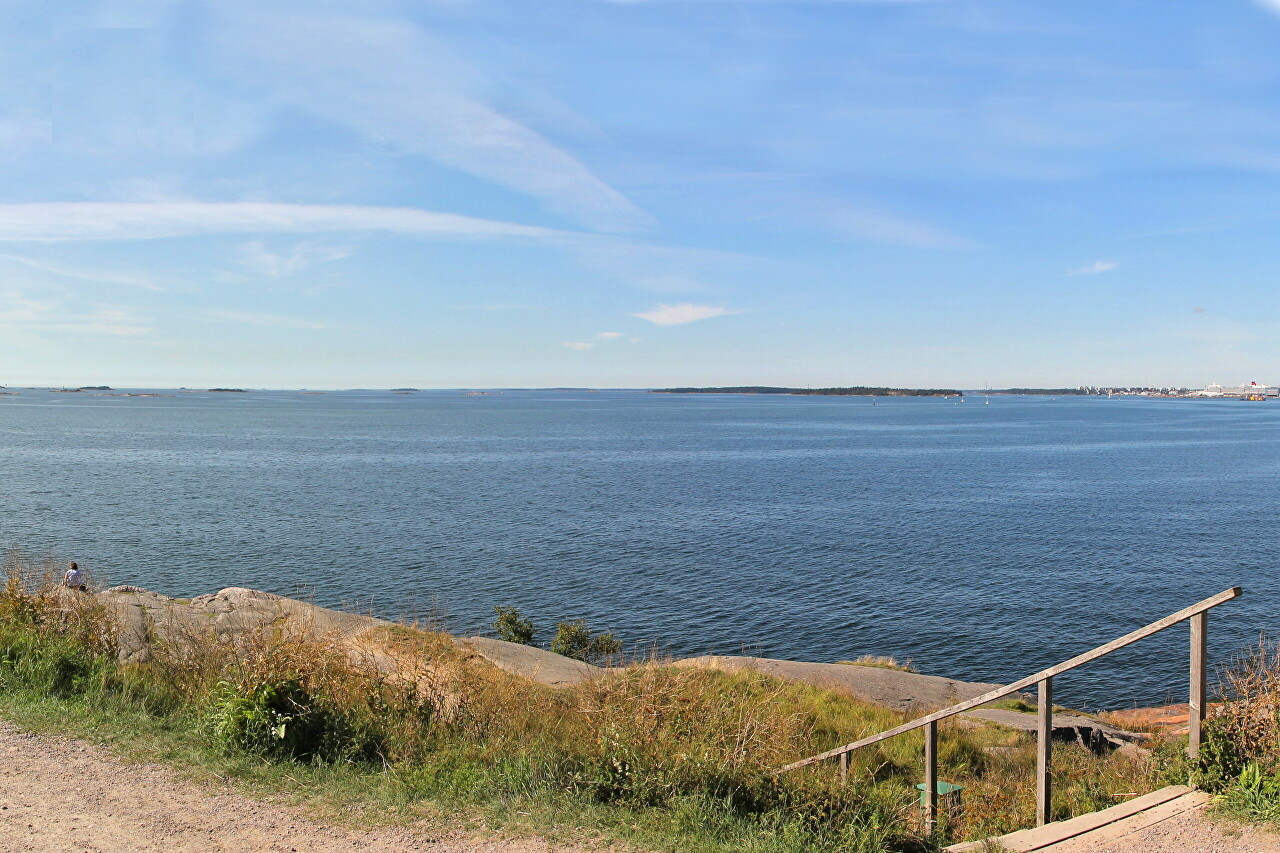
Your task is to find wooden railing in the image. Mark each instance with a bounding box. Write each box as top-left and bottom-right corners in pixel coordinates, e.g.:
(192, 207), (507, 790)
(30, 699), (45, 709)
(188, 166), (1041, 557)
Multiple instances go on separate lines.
(776, 587), (1243, 829)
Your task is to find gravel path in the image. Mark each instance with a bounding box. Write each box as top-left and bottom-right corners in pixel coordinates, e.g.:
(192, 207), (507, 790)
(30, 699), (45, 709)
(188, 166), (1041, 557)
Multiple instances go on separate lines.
(0, 722), (584, 853)
(1047, 800), (1280, 853)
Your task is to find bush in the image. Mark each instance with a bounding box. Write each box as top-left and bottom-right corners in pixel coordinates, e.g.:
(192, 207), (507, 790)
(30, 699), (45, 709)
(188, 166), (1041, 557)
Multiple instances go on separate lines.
(1186, 638), (1280, 824)
(493, 606), (535, 645)
(207, 676), (376, 762)
(550, 619), (621, 663)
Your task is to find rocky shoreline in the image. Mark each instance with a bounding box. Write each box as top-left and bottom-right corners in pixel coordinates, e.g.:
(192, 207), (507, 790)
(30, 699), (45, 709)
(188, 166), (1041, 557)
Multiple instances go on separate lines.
(88, 584), (1147, 749)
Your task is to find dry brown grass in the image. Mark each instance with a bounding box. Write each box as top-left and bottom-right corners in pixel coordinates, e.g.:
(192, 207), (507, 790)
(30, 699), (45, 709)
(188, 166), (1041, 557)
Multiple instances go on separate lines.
(837, 655), (917, 673)
(0, 549), (1178, 850)
(0, 549), (116, 657)
(1210, 640), (1280, 765)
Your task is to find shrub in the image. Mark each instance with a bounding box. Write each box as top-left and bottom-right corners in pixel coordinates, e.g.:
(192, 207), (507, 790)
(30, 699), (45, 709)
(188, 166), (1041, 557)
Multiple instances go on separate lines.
(1187, 638), (1280, 824)
(493, 606), (536, 645)
(207, 676), (374, 762)
(550, 619), (621, 663)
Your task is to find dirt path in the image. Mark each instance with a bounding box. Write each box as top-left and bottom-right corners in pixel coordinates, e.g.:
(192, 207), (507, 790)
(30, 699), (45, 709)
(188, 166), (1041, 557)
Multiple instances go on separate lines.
(0, 722), (576, 853)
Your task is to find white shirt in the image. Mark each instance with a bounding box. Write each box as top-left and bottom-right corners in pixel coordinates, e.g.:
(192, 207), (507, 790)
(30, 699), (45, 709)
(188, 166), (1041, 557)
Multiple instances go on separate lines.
(64, 569), (82, 588)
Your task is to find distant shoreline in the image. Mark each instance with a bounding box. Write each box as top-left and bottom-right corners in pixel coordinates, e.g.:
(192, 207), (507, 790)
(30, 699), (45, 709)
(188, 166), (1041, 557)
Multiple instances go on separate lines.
(652, 386), (963, 397)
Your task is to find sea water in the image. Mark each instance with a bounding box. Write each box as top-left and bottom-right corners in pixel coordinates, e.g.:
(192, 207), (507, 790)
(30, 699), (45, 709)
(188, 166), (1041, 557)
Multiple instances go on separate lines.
(1, 388), (1274, 709)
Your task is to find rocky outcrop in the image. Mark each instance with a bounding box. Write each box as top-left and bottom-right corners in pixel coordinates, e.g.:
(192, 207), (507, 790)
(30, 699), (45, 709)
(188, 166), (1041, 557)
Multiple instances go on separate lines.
(95, 585), (392, 665)
(88, 587), (1041, 716)
(455, 636), (602, 687)
(959, 707), (1146, 753)
(670, 655), (1019, 714)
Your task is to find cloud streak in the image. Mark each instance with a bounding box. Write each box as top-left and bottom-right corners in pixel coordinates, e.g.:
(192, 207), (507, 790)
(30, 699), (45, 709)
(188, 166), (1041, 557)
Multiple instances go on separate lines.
(1066, 260), (1119, 276)
(600, 0), (927, 4)
(237, 241), (351, 278)
(0, 291), (151, 337)
(0, 202), (569, 243)
(632, 303), (739, 326)
(3, 254), (166, 291)
(205, 310), (328, 330)
(818, 203), (975, 249)
(207, 9), (650, 233)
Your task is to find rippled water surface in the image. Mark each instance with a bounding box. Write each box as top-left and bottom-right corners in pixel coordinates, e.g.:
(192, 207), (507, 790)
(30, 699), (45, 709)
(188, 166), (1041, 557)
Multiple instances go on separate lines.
(1, 389), (1276, 708)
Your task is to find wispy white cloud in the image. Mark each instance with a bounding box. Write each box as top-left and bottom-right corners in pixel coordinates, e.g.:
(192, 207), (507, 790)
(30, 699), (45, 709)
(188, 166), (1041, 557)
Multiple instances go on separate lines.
(206, 8), (650, 232)
(204, 310), (328, 330)
(3, 254), (165, 291)
(598, 0), (928, 3)
(632, 303), (739, 326)
(818, 204), (975, 249)
(569, 241), (751, 295)
(563, 330), (626, 350)
(237, 241), (351, 278)
(1066, 260), (1119, 276)
(0, 202), (568, 243)
(0, 292), (56, 323)
(0, 291), (151, 337)
(450, 304), (538, 311)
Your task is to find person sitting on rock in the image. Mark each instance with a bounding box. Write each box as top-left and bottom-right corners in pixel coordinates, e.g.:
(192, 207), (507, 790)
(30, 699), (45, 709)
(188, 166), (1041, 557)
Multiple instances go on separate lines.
(63, 562), (86, 592)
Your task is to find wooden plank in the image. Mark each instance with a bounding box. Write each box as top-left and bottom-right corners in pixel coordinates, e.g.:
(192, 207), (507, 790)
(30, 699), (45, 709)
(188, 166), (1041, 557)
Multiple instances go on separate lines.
(943, 786), (1192, 853)
(1066, 790), (1210, 846)
(1037, 678), (1053, 827)
(1188, 612), (1206, 761)
(924, 720), (938, 830)
(778, 588), (1240, 773)
(839, 750), (848, 785)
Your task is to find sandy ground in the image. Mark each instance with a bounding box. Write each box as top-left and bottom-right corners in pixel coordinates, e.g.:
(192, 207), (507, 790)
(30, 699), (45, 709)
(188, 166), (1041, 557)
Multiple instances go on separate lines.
(0, 722), (583, 853)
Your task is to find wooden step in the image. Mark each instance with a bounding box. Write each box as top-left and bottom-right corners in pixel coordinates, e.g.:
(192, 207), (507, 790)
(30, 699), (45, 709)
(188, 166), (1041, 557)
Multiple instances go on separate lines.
(945, 786), (1197, 852)
(1048, 790), (1211, 848)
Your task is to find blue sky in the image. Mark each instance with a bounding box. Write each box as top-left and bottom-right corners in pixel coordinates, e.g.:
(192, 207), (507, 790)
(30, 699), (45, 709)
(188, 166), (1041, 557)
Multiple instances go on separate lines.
(3, 0), (1280, 388)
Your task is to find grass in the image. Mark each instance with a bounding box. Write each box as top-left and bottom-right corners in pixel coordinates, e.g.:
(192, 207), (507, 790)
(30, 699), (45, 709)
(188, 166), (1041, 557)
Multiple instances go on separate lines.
(0, 549), (1170, 852)
(837, 655), (918, 673)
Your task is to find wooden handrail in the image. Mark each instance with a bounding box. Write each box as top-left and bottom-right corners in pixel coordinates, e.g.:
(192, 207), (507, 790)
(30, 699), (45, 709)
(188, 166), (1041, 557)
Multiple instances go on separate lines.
(777, 586), (1241, 774)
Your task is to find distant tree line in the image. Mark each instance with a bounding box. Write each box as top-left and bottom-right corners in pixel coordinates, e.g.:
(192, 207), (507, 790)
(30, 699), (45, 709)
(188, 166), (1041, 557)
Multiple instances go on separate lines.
(987, 388), (1089, 395)
(651, 386), (963, 397)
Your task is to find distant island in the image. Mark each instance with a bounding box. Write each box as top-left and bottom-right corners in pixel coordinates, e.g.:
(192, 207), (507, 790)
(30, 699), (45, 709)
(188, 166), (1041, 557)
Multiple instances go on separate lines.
(652, 386), (963, 397)
(208, 388), (249, 393)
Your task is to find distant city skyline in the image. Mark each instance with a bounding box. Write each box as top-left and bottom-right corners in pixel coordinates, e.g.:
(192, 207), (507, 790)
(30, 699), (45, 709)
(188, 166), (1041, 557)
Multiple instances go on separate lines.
(4, 1), (1280, 388)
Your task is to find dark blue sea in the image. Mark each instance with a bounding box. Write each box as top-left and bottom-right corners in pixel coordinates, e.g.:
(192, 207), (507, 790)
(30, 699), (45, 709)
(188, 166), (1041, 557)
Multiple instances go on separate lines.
(0, 388), (1274, 709)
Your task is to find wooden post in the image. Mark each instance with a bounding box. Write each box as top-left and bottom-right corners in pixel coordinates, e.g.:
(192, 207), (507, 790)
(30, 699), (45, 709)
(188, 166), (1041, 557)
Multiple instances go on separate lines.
(839, 751), (848, 785)
(1037, 677), (1053, 827)
(1189, 611), (1207, 761)
(924, 719), (938, 831)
